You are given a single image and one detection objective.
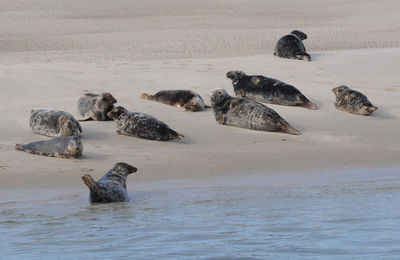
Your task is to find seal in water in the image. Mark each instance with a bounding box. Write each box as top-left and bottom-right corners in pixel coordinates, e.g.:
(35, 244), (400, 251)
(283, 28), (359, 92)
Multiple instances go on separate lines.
(210, 88), (300, 135)
(81, 162), (137, 203)
(141, 89), (210, 111)
(107, 106), (184, 141)
(332, 86), (378, 115)
(226, 70), (317, 109)
(15, 136), (83, 159)
(274, 30), (311, 61)
(30, 110), (82, 137)
(78, 92), (117, 121)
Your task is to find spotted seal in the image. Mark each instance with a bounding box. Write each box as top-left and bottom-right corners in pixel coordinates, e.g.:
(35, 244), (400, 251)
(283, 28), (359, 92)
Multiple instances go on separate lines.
(107, 106), (184, 141)
(332, 86), (378, 115)
(226, 71), (317, 109)
(210, 88), (300, 135)
(30, 110), (82, 137)
(141, 90), (210, 111)
(81, 162), (137, 203)
(78, 92), (117, 121)
(15, 136), (83, 158)
(274, 30), (311, 61)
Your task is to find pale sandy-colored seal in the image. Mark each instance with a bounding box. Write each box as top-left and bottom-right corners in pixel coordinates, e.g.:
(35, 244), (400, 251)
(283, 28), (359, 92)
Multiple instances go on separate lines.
(274, 30), (311, 61)
(15, 136), (83, 159)
(332, 86), (378, 115)
(226, 71), (317, 109)
(210, 88), (300, 135)
(78, 92), (117, 121)
(81, 162), (137, 203)
(30, 110), (82, 137)
(141, 89), (210, 111)
(107, 106), (184, 141)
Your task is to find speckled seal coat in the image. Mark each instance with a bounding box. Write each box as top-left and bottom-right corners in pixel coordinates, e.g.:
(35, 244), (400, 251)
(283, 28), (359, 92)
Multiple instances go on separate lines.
(81, 162), (137, 203)
(210, 88), (300, 135)
(274, 30), (311, 61)
(78, 92), (117, 121)
(107, 106), (184, 141)
(141, 89), (209, 111)
(226, 71), (317, 109)
(30, 110), (82, 137)
(15, 136), (83, 159)
(332, 86), (378, 115)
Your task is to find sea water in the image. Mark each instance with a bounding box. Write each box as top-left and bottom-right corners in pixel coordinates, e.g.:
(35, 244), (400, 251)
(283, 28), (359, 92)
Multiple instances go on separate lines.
(1, 168), (400, 259)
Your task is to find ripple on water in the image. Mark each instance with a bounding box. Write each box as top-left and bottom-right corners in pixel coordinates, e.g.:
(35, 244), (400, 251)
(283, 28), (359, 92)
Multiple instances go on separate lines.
(1, 173), (400, 258)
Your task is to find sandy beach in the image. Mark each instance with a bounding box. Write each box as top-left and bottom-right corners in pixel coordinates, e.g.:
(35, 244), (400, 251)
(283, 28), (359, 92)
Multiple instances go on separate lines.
(1, 0), (400, 191)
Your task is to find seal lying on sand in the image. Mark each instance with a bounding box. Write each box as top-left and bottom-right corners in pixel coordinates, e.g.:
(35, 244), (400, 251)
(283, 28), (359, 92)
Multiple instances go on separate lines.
(30, 110), (82, 137)
(107, 106), (184, 141)
(78, 92), (117, 121)
(15, 136), (83, 159)
(274, 30), (311, 61)
(210, 88), (300, 135)
(226, 71), (317, 109)
(141, 90), (209, 111)
(81, 162), (137, 203)
(332, 86), (378, 115)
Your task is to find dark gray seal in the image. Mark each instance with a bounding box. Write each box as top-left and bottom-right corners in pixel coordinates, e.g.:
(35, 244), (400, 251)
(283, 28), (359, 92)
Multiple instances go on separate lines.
(78, 92), (117, 121)
(210, 88), (300, 135)
(141, 90), (210, 111)
(226, 71), (317, 109)
(30, 110), (82, 137)
(332, 86), (378, 115)
(81, 162), (137, 203)
(107, 106), (184, 141)
(274, 30), (311, 61)
(15, 136), (83, 159)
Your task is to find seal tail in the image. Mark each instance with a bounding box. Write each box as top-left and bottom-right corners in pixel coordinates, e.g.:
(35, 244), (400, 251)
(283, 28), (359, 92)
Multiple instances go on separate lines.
(140, 93), (155, 100)
(278, 119), (301, 135)
(81, 174), (97, 190)
(299, 95), (317, 110)
(15, 144), (25, 151)
(167, 129), (184, 140)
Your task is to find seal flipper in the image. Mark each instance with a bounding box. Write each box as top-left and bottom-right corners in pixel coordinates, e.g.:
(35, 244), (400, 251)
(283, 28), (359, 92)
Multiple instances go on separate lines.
(295, 53), (311, 61)
(278, 119), (301, 135)
(299, 94), (317, 110)
(167, 128), (184, 140)
(81, 174), (99, 192)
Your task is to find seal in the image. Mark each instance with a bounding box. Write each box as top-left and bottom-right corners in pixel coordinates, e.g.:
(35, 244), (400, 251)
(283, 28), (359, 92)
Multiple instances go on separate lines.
(81, 162), (137, 203)
(15, 136), (83, 159)
(332, 86), (378, 115)
(78, 92), (117, 121)
(141, 90), (210, 111)
(30, 110), (82, 137)
(107, 106), (184, 141)
(226, 71), (317, 109)
(274, 30), (311, 61)
(210, 88), (300, 135)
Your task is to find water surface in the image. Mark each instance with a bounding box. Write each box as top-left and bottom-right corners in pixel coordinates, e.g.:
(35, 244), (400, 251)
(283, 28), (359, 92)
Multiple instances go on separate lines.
(1, 169), (400, 259)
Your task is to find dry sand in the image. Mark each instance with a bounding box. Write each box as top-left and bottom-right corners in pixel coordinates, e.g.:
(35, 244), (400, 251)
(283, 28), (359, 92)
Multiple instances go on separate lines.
(0, 0), (399, 190)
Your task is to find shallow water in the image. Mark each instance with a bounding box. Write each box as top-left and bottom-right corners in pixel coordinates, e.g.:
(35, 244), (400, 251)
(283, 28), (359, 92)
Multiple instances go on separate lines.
(1, 169), (400, 259)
